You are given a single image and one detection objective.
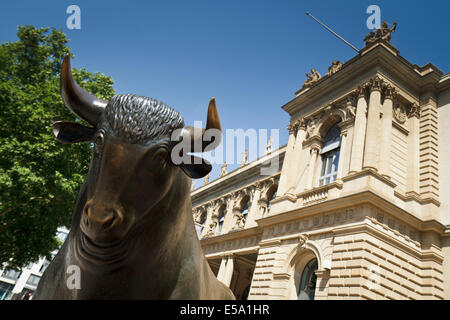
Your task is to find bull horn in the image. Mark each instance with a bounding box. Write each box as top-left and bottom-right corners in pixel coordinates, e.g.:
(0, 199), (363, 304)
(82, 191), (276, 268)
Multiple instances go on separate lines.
(60, 54), (107, 125)
(183, 98), (222, 152)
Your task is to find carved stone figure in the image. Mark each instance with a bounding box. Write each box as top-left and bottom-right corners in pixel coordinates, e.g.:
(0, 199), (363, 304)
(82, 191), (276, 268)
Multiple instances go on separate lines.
(325, 60), (343, 77)
(34, 55), (235, 300)
(265, 136), (273, 154)
(393, 103), (407, 124)
(205, 221), (218, 237)
(241, 149), (248, 166)
(232, 212), (246, 230)
(298, 234), (309, 247)
(364, 21), (397, 45)
(204, 172), (210, 185)
(302, 68), (321, 88)
(220, 161), (227, 177)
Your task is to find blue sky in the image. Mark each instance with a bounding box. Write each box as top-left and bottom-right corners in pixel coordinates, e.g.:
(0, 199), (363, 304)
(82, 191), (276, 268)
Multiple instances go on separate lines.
(1, 0), (449, 184)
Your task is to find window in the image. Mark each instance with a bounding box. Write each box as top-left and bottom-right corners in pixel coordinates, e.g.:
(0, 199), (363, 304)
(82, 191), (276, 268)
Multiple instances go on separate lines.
(1, 268), (21, 281)
(39, 260), (50, 274)
(297, 259), (318, 300)
(0, 281), (14, 300)
(266, 191), (276, 216)
(319, 124), (341, 186)
(241, 202), (249, 222)
(217, 206), (226, 235)
(26, 275), (41, 287)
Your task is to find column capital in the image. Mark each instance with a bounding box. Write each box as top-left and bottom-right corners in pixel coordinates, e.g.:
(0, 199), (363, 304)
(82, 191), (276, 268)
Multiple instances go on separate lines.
(383, 84), (396, 100)
(357, 84), (367, 99)
(286, 123), (296, 135)
(369, 76), (383, 92)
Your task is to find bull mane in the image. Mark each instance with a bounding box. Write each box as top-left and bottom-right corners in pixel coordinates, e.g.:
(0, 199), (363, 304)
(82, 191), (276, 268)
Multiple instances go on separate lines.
(105, 94), (184, 144)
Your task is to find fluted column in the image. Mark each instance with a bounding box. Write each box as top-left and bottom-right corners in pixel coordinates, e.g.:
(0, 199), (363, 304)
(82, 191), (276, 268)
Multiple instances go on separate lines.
(363, 77), (383, 171)
(378, 85), (395, 178)
(349, 85), (368, 173)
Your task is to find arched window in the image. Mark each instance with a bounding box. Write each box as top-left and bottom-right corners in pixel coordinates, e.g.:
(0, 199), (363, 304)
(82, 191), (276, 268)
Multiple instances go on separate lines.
(217, 206), (226, 235)
(319, 124), (341, 186)
(297, 258), (318, 300)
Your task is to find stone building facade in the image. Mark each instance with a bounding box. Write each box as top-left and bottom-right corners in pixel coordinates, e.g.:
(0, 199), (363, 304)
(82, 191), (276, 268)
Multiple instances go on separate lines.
(191, 30), (450, 299)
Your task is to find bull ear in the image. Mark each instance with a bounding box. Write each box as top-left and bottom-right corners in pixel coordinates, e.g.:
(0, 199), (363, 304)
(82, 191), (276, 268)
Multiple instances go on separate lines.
(179, 155), (212, 179)
(52, 121), (96, 144)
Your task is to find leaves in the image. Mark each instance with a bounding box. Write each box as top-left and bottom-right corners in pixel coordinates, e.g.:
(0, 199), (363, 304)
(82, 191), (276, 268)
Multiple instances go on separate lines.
(0, 25), (115, 268)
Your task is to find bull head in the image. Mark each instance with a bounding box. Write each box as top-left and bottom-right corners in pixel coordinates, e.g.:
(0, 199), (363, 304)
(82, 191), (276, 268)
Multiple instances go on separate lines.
(52, 55), (222, 245)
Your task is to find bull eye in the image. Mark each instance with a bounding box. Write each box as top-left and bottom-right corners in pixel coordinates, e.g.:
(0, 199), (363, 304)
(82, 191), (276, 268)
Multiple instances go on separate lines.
(93, 130), (105, 152)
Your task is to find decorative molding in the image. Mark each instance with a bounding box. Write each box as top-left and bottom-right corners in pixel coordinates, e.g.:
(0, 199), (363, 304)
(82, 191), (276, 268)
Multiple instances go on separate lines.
(407, 102), (420, 118)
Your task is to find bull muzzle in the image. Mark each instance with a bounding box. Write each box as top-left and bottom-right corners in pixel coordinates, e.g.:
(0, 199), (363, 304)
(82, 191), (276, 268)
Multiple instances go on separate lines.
(81, 199), (125, 243)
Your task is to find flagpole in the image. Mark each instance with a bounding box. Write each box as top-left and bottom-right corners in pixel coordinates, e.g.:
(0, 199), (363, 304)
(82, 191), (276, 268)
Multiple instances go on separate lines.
(305, 12), (360, 53)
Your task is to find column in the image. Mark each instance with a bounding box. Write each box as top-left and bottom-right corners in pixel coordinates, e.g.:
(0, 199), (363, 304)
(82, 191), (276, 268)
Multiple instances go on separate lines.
(406, 103), (420, 195)
(305, 146), (320, 190)
(246, 187), (259, 228)
(378, 85), (395, 178)
(286, 119), (307, 194)
(222, 196), (234, 234)
(200, 204), (213, 238)
(258, 199), (268, 218)
(349, 85), (368, 173)
(222, 256), (235, 287)
(276, 123), (297, 196)
(336, 129), (348, 179)
(363, 77), (383, 171)
(217, 257), (227, 283)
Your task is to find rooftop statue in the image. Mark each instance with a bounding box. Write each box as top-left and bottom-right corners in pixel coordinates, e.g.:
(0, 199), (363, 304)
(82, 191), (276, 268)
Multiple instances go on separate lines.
(364, 21), (397, 45)
(325, 60), (343, 77)
(302, 68), (321, 88)
(34, 55), (235, 300)
(220, 161), (227, 177)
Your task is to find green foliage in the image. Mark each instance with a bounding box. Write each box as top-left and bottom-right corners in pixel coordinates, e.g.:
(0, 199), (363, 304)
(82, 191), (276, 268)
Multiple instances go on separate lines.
(0, 25), (115, 268)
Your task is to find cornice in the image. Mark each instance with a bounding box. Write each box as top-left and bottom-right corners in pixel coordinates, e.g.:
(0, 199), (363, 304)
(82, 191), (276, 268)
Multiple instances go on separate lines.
(191, 146), (286, 202)
(283, 42), (444, 117)
(255, 190), (446, 235)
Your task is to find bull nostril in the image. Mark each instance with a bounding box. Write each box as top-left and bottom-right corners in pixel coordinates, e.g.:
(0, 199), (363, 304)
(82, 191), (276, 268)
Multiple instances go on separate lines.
(102, 211), (118, 230)
(83, 205), (90, 226)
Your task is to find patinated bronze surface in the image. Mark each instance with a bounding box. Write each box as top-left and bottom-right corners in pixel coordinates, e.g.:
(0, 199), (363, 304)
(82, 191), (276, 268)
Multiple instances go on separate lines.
(34, 55), (235, 299)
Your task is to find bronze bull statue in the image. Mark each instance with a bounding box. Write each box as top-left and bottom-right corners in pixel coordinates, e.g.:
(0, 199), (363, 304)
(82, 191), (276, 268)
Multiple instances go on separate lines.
(34, 55), (235, 299)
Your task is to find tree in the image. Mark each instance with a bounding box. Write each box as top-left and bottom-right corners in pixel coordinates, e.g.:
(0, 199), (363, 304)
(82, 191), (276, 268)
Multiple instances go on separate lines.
(0, 25), (115, 268)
